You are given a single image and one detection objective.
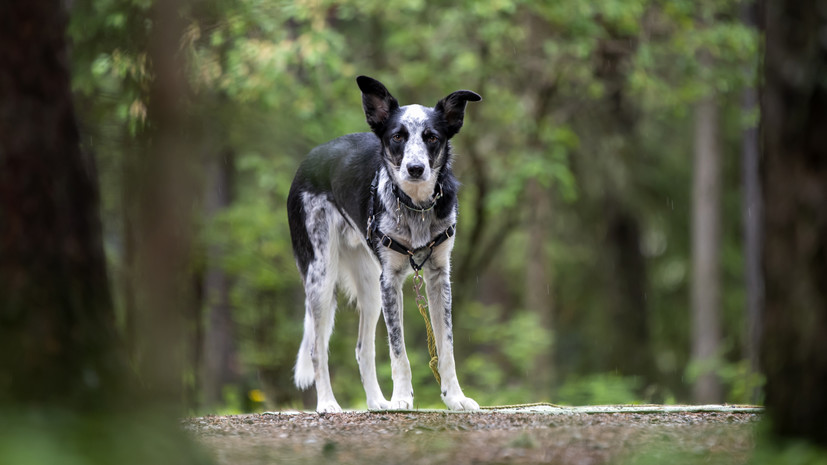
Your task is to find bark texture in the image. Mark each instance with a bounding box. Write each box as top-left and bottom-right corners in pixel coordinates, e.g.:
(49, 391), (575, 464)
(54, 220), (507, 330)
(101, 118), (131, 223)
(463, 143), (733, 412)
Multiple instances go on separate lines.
(761, 0), (827, 446)
(0, 1), (123, 407)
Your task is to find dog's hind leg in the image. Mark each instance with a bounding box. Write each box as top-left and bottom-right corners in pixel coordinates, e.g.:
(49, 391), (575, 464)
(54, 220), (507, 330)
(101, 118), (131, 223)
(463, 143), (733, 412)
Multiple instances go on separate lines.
(295, 196), (342, 413)
(309, 287), (340, 413)
(304, 257), (341, 412)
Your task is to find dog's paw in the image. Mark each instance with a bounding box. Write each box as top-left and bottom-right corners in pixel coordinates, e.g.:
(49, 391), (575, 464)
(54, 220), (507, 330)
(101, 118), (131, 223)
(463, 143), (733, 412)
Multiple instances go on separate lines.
(388, 397), (414, 410)
(316, 401), (343, 413)
(366, 397), (391, 411)
(443, 394), (480, 411)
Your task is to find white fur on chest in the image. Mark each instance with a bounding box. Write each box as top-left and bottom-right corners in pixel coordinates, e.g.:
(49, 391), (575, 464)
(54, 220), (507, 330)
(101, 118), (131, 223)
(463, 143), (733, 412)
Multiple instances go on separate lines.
(377, 171), (456, 250)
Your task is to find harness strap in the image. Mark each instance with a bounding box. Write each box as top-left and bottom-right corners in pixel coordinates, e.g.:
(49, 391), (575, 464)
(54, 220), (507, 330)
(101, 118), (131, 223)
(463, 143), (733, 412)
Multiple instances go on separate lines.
(370, 222), (456, 271)
(365, 169), (455, 271)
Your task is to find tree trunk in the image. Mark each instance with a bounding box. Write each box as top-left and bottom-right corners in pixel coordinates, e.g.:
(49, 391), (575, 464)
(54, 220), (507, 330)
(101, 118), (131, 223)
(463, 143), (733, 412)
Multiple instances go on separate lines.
(604, 201), (650, 380)
(741, 83), (763, 404)
(740, 0), (763, 406)
(525, 178), (554, 394)
(761, 0), (827, 445)
(201, 150), (240, 408)
(132, 0), (200, 410)
(0, 1), (125, 408)
(690, 95), (723, 404)
(0, 4), (211, 463)
(121, 140), (139, 357)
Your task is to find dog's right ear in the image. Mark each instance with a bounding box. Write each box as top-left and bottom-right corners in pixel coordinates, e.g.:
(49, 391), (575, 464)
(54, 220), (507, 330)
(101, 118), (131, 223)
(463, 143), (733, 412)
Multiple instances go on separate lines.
(357, 76), (399, 133)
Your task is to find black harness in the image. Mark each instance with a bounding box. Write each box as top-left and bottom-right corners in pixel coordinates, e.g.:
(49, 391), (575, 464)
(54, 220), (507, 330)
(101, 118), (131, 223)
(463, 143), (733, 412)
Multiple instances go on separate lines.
(365, 170), (456, 271)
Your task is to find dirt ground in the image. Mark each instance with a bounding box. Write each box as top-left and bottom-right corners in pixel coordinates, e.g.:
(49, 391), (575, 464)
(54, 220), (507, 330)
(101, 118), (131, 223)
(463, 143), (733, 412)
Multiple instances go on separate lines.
(184, 406), (760, 465)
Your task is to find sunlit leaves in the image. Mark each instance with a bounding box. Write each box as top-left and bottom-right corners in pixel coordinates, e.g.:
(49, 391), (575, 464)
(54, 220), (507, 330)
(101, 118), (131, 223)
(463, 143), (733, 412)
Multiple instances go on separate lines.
(628, 2), (758, 110)
(69, 0), (762, 408)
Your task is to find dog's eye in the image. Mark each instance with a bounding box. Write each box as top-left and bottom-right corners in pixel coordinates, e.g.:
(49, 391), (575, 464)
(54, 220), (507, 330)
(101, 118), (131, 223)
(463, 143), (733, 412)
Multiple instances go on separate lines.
(391, 134), (404, 142)
(426, 134), (439, 144)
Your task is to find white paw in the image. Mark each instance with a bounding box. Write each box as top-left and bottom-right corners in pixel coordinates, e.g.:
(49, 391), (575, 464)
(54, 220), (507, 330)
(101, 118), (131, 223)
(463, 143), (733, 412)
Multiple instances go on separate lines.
(367, 397), (391, 411)
(388, 397), (414, 410)
(316, 400), (343, 413)
(443, 394), (479, 411)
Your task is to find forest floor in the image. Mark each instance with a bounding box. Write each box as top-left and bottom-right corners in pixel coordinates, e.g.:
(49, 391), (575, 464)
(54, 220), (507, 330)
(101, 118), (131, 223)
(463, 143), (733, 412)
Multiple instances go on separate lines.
(184, 405), (762, 465)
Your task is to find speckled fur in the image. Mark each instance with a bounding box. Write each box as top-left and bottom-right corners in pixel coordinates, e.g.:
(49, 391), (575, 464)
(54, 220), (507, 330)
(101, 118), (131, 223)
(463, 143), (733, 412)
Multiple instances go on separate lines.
(287, 76), (481, 413)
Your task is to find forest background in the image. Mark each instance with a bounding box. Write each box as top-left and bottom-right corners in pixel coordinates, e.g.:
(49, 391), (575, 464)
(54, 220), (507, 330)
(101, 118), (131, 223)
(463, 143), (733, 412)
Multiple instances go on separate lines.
(68, 0), (760, 413)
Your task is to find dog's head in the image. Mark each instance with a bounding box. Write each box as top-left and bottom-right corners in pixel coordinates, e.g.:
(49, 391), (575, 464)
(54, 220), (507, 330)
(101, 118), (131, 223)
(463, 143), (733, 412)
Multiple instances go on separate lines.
(356, 76), (481, 204)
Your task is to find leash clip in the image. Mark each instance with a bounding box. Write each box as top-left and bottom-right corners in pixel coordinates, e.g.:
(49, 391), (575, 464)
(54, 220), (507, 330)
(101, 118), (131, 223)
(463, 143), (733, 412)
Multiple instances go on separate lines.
(366, 215), (374, 240)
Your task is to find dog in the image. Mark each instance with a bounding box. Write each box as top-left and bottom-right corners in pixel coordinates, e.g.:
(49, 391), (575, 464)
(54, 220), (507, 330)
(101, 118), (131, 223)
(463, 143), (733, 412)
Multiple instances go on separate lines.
(287, 76), (481, 412)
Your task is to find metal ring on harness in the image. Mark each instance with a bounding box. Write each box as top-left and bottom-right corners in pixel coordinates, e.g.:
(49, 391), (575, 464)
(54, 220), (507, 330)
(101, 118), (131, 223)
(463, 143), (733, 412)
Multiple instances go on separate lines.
(408, 247), (434, 271)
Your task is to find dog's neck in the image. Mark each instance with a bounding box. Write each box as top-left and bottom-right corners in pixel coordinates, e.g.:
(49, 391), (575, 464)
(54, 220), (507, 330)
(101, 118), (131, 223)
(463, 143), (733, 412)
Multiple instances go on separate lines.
(377, 166), (448, 224)
(388, 169), (440, 207)
(390, 179), (442, 213)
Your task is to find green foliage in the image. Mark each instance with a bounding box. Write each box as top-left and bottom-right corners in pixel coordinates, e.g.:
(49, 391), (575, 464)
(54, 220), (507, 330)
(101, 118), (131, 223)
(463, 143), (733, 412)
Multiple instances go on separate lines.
(557, 373), (643, 406)
(69, 0), (761, 411)
(459, 302), (553, 405)
(752, 438), (827, 465)
(686, 357), (764, 405)
(617, 429), (827, 465)
(0, 410), (209, 465)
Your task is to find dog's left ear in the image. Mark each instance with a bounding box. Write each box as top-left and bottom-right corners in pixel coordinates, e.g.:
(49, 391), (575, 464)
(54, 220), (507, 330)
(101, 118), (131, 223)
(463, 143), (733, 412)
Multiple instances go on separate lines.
(435, 90), (482, 138)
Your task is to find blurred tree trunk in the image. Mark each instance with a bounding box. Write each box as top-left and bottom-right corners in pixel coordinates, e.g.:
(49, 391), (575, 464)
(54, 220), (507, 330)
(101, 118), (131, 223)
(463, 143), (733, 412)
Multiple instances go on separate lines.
(605, 200), (650, 380)
(201, 150), (240, 408)
(740, 67), (763, 409)
(132, 0), (201, 410)
(525, 178), (554, 394)
(593, 34), (651, 385)
(690, 94), (723, 404)
(0, 1), (125, 407)
(121, 141), (139, 357)
(740, 0), (763, 406)
(0, 8), (212, 458)
(521, 20), (558, 393)
(741, 84), (762, 404)
(761, 0), (827, 445)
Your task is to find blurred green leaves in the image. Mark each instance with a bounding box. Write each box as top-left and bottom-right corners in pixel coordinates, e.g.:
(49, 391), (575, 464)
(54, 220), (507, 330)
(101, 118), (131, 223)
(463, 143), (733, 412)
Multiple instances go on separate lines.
(69, 0), (759, 410)
(558, 373), (643, 406)
(0, 410), (209, 465)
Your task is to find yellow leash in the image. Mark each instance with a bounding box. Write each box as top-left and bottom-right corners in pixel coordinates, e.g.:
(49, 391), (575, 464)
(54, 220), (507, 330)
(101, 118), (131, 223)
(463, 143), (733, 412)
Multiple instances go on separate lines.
(412, 269), (440, 384)
(479, 402), (562, 409)
(413, 270), (562, 410)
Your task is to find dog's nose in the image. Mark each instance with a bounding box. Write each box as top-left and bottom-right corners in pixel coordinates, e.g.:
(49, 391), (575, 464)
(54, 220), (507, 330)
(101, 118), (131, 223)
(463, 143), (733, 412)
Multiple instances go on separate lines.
(407, 163), (425, 179)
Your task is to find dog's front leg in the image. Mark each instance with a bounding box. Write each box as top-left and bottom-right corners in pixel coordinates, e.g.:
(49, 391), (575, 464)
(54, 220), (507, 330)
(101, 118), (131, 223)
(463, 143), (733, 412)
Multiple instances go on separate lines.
(380, 270), (414, 409)
(424, 261), (479, 411)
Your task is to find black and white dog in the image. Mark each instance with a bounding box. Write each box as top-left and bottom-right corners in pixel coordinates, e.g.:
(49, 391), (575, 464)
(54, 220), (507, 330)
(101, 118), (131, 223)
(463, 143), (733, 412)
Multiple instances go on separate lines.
(287, 76), (481, 412)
